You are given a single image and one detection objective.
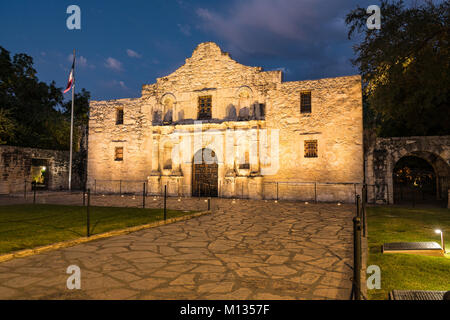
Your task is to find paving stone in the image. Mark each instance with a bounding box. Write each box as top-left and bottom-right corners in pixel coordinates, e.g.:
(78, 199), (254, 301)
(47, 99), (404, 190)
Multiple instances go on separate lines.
(290, 272), (322, 285)
(0, 286), (20, 299)
(205, 288), (253, 300)
(170, 274), (196, 286)
(265, 255), (290, 264)
(90, 288), (139, 300)
(254, 292), (295, 300)
(129, 278), (167, 290)
(109, 271), (142, 282)
(259, 265), (298, 276)
(0, 197), (353, 300)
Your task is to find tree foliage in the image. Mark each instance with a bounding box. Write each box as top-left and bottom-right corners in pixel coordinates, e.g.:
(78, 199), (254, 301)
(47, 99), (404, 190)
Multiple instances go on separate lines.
(0, 46), (90, 150)
(346, 0), (449, 137)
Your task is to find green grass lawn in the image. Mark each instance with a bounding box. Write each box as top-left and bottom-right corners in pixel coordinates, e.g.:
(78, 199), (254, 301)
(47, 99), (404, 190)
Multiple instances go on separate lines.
(0, 204), (195, 255)
(367, 206), (450, 300)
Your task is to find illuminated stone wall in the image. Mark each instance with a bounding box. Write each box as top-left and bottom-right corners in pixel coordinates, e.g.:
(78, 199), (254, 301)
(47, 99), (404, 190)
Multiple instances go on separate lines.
(87, 42), (364, 202)
(0, 146), (72, 194)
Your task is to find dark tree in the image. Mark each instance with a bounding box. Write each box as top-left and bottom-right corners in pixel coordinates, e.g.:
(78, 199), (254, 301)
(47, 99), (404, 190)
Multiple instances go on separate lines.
(346, 0), (449, 137)
(0, 46), (90, 150)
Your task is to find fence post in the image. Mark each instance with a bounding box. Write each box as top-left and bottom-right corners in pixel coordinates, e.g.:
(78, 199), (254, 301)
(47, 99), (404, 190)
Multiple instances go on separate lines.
(94, 179), (97, 195)
(276, 182), (279, 202)
(164, 185), (167, 221)
(362, 185), (367, 237)
(208, 198), (211, 211)
(119, 180), (122, 197)
(356, 195), (361, 218)
(143, 182), (146, 208)
(87, 189), (91, 237)
(33, 181), (36, 204)
(386, 183), (390, 205)
(24, 180), (27, 199)
(351, 216), (362, 300)
(83, 188), (86, 206)
(314, 182), (317, 204)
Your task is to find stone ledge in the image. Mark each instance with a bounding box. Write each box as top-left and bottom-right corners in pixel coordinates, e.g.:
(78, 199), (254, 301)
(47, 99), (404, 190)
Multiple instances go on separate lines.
(0, 210), (211, 264)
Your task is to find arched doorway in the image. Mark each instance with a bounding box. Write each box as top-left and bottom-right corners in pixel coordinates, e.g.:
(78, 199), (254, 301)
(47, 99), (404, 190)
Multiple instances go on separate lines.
(192, 148), (218, 197)
(393, 156), (437, 204)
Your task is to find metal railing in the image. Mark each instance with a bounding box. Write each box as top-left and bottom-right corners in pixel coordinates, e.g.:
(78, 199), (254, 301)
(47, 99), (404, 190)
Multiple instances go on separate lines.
(88, 179), (370, 203)
(351, 184), (368, 300)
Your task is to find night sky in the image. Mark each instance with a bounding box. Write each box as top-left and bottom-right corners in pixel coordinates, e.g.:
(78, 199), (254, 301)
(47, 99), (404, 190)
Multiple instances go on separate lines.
(0, 0), (379, 101)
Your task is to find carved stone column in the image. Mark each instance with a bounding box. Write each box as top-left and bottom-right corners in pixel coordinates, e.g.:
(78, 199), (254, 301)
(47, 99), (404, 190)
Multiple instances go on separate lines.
(148, 131), (161, 195)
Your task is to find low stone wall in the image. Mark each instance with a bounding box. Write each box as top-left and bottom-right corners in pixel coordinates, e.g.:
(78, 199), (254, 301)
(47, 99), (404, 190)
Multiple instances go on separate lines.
(0, 146), (76, 194)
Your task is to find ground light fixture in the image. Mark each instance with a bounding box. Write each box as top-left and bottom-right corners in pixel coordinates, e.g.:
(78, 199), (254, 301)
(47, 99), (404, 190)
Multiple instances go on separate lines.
(435, 229), (445, 253)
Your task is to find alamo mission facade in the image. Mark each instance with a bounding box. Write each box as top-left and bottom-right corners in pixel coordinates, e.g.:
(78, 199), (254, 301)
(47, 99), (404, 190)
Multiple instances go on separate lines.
(87, 42), (363, 202)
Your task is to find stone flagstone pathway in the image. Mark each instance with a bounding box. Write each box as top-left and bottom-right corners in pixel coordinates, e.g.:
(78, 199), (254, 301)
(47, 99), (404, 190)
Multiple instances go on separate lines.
(0, 199), (354, 300)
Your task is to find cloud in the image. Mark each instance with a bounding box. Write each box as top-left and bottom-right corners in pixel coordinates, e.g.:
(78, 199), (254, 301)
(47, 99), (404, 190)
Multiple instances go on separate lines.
(177, 24), (192, 36)
(68, 54), (88, 68)
(269, 67), (291, 74)
(118, 81), (127, 89)
(101, 80), (129, 90)
(126, 49), (142, 58)
(105, 57), (123, 71)
(195, 0), (370, 78)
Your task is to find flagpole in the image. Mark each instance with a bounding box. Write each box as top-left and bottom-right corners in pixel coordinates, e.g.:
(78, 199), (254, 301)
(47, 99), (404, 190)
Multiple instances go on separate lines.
(69, 49), (75, 192)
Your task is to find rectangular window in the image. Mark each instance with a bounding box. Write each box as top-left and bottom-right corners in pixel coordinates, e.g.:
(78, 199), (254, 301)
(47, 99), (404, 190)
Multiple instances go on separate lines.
(115, 147), (124, 161)
(304, 140), (318, 158)
(116, 108), (124, 125)
(300, 92), (312, 113)
(198, 96), (212, 120)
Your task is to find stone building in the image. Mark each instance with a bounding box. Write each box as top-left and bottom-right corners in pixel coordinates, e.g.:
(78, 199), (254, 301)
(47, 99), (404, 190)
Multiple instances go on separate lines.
(0, 146), (71, 194)
(87, 42), (363, 202)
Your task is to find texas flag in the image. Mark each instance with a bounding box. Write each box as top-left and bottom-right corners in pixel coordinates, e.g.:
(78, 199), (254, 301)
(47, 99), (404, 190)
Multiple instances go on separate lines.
(63, 55), (75, 93)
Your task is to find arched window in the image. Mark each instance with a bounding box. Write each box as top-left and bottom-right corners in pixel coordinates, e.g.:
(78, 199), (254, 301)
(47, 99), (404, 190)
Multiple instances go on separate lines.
(163, 98), (173, 124)
(237, 87), (252, 121)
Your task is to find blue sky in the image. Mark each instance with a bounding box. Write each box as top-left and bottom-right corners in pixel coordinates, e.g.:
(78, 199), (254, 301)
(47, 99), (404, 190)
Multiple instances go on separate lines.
(0, 0), (378, 101)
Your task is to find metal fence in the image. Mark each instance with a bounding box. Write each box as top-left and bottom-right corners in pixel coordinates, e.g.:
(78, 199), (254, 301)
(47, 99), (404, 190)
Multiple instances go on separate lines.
(89, 179), (372, 204)
(12, 178), (446, 207)
(351, 185), (368, 300)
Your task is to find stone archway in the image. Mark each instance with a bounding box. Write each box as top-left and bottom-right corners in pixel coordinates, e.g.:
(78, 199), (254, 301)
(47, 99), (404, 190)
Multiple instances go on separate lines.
(365, 136), (450, 205)
(390, 151), (450, 205)
(393, 155), (437, 204)
(192, 148), (218, 197)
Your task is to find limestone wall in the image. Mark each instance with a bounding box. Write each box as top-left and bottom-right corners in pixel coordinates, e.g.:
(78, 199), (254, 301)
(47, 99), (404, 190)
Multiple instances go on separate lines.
(365, 135), (450, 204)
(265, 75), (363, 183)
(0, 146), (71, 194)
(87, 42), (364, 202)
